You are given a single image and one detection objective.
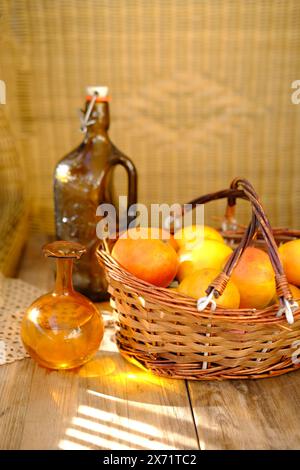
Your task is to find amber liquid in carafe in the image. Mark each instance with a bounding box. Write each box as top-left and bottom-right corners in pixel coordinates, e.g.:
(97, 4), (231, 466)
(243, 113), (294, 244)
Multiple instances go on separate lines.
(22, 293), (102, 370)
(21, 241), (104, 370)
(54, 90), (137, 301)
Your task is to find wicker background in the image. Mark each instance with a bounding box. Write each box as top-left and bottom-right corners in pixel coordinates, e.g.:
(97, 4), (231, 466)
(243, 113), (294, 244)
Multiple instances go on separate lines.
(0, 0), (300, 271)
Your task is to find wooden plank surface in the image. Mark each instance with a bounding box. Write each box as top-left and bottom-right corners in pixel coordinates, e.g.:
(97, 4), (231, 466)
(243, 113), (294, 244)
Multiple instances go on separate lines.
(188, 365), (300, 450)
(2, 234), (300, 450)
(0, 235), (199, 450)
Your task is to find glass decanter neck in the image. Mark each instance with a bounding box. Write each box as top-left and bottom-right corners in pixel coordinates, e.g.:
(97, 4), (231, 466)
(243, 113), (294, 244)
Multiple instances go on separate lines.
(43, 241), (86, 296)
(54, 258), (74, 295)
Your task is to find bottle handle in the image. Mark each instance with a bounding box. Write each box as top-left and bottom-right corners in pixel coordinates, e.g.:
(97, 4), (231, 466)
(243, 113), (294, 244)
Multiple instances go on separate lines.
(99, 154), (138, 227)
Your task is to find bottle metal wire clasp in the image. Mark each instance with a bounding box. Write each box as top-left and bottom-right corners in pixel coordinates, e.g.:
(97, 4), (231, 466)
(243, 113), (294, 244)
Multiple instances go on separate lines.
(79, 92), (98, 133)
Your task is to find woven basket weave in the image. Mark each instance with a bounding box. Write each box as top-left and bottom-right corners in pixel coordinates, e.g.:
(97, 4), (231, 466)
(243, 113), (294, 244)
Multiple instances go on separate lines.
(97, 178), (300, 380)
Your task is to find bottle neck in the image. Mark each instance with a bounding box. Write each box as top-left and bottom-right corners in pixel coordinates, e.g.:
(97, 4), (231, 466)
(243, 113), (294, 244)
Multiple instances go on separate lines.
(54, 258), (74, 295)
(85, 101), (110, 139)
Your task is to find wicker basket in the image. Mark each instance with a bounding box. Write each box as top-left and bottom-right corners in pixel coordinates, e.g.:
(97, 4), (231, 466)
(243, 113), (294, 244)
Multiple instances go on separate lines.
(97, 178), (300, 380)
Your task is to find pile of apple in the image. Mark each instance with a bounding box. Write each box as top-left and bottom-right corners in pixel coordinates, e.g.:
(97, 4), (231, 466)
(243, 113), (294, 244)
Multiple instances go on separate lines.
(112, 226), (300, 309)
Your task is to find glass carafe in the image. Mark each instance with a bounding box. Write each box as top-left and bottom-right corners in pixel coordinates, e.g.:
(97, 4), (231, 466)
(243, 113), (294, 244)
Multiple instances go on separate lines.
(21, 241), (104, 370)
(54, 86), (137, 301)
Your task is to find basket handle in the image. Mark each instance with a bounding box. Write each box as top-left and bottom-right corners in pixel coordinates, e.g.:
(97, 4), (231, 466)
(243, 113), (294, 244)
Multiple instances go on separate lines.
(197, 178), (298, 324)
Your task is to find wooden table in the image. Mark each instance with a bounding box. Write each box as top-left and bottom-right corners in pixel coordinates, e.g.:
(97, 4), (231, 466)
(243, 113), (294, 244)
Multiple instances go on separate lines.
(1, 235), (300, 450)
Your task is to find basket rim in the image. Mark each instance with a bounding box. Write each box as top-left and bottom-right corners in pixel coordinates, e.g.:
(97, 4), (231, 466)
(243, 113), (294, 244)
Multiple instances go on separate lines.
(96, 243), (300, 325)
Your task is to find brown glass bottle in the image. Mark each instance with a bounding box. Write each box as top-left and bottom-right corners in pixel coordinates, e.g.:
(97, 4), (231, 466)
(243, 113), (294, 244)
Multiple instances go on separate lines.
(54, 87), (137, 301)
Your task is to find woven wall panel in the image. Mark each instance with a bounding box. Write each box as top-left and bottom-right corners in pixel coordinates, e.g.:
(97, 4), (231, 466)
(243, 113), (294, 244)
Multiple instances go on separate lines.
(0, 106), (29, 275)
(1, 0), (300, 234)
(0, 2), (29, 274)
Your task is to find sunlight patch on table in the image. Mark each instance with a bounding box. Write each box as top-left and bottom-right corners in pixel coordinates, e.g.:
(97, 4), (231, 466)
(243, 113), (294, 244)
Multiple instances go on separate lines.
(58, 439), (90, 450)
(199, 439), (206, 450)
(78, 404), (162, 437)
(65, 427), (130, 450)
(87, 388), (188, 411)
(72, 416), (173, 449)
(75, 404), (195, 448)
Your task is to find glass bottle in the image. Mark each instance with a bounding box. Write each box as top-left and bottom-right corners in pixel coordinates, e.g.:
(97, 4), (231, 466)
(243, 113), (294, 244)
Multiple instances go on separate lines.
(54, 86), (137, 301)
(21, 241), (104, 370)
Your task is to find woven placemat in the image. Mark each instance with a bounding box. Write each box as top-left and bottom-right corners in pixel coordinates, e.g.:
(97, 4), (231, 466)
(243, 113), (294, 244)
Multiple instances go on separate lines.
(0, 273), (43, 365)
